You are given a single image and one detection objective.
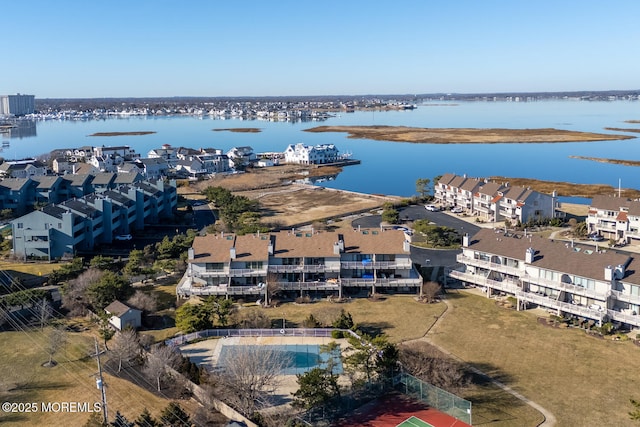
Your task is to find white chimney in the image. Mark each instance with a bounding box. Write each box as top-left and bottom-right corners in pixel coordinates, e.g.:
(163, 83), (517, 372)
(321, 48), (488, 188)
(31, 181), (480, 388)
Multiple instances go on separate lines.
(188, 247), (194, 260)
(604, 265), (613, 281)
(403, 240), (410, 252)
(463, 233), (470, 247)
(268, 243), (274, 255)
(525, 247), (535, 264)
(230, 247), (236, 259)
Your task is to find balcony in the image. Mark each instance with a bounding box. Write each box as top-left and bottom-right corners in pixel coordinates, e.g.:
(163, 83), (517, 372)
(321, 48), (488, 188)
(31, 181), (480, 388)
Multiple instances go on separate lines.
(340, 277), (422, 287)
(186, 285), (263, 296)
(340, 260), (412, 269)
(606, 309), (640, 327)
(522, 276), (605, 300)
(456, 255), (523, 276)
(610, 289), (640, 305)
(448, 270), (521, 294)
(274, 281), (340, 291)
(515, 291), (605, 320)
(268, 264), (340, 273)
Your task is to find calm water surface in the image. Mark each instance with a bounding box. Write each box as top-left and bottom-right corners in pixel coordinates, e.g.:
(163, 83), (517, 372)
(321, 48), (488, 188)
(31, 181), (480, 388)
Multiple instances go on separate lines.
(3, 101), (639, 198)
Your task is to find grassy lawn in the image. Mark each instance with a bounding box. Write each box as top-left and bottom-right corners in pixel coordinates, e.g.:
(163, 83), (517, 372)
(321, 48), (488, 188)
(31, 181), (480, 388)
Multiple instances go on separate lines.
(259, 295), (446, 343)
(431, 290), (640, 426)
(0, 329), (172, 427)
(0, 261), (62, 277)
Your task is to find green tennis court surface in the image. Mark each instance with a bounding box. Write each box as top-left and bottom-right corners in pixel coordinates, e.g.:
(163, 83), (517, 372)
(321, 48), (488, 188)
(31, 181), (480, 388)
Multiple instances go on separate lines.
(396, 416), (435, 427)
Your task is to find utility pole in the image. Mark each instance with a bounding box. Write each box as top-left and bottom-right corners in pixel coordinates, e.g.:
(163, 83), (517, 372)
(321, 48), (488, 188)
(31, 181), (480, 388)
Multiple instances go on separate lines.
(94, 337), (108, 424)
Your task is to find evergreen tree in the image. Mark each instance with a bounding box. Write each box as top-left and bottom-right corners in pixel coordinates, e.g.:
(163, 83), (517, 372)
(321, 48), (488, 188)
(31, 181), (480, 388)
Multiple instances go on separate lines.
(110, 411), (134, 427)
(135, 408), (160, 427)
(160, 402), (190, 427)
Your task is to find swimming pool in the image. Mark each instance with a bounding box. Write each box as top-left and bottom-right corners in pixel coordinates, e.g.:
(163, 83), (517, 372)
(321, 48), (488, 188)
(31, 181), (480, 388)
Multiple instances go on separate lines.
(217, 344), (343, 375)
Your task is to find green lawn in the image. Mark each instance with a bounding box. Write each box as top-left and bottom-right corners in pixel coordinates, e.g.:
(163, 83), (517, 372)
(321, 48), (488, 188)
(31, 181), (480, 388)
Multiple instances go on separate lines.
(432, 291), (640, 427)
(0, 329), (172, 427)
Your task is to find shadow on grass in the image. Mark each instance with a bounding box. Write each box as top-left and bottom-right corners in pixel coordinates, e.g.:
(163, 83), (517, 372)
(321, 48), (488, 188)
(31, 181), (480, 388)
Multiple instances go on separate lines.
(354, 322), (394, 337)
(469, 362), (516, 386)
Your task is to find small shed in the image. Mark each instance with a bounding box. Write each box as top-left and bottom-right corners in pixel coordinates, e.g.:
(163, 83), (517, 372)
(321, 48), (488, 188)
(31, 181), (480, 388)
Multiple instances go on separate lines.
(105, 300), (141, 331)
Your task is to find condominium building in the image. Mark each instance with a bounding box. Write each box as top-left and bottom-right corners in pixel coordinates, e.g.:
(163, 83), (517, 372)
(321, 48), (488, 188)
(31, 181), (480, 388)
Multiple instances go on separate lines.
(586, 195), (640, 245)
(11, 179), (177, 260)
(449, 228), (640, 329)
(178, 228), (421, 299)
(0, 94), (35, 116)
(435, 173), (558, 223)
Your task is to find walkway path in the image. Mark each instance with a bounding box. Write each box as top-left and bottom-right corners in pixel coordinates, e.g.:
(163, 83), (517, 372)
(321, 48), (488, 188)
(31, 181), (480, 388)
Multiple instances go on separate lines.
(406, 291), (557, 427)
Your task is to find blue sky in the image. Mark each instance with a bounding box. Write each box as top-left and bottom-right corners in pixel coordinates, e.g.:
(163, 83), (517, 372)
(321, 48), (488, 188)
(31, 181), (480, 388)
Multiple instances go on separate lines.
(3, 1), (639, 98)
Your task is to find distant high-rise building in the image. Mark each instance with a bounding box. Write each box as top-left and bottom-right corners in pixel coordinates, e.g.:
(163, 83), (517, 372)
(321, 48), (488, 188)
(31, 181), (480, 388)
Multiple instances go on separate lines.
(0, 94), (35, 116)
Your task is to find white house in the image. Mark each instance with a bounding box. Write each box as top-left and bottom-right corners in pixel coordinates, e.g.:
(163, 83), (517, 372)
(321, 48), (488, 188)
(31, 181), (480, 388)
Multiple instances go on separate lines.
(226, 146), (257, 169)
(284, 143), (340, 165)
(587, 195), (640, 244)
(105, 300), (142, 330)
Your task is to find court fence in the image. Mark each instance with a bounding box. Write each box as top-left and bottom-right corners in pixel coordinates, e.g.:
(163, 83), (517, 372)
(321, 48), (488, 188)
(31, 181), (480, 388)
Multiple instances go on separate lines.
(164, 327), (360, 347)
(394, 372), (472, 425)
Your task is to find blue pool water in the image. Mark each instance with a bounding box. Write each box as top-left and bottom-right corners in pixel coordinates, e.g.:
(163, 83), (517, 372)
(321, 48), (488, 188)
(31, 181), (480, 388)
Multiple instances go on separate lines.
(217, 344), (343, 375)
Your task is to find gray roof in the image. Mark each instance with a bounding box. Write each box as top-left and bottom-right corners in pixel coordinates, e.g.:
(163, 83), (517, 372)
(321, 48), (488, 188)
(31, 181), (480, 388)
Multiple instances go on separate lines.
(0, 178), (31, 191)
(62, 174), (92, 186)
(467, 228), (639, 285)
(32, 176), (62, 189)
(114, 172), (142, 184)
(92, 172), (116, 186)
(62, 199), (100, 218)
(42, 205), (68, 220)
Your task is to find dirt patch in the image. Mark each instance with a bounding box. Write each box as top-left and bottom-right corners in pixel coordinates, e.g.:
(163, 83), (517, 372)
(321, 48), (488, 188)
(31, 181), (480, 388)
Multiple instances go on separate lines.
(239, 185), (396, 227)
(304, 125), (635, 144)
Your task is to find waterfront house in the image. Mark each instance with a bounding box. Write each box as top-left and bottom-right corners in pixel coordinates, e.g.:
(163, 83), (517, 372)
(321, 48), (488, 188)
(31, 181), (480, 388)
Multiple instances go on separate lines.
(449, 228), (640, 329)
(284, 143), (340, 165)
(586, 195), (640, 244)
(0, 159), (47, 179)
(435, 174), (558, 223)
(178, 228), (421, 300)
(226, 146), (256, 169)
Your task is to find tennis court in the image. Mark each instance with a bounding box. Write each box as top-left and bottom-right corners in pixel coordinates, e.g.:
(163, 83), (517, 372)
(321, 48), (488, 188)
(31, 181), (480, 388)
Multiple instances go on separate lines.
(396, 416), (435, 427)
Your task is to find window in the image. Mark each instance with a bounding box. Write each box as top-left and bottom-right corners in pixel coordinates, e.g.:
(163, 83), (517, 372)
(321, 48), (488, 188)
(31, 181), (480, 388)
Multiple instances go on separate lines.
(245, 261), (263, 269)
(17, 223), (23, 229)
(206, 263), (224, 271)
(539, 269), (558, 282)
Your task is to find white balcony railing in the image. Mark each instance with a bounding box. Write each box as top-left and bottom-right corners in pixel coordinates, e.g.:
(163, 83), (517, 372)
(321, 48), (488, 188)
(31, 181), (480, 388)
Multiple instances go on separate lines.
(340, 260), (412, 269)
(610, 289), (640, 305)
(607, 309), (640, 327)
(456, 255), (522, 277)
(448, 270), (521, 294)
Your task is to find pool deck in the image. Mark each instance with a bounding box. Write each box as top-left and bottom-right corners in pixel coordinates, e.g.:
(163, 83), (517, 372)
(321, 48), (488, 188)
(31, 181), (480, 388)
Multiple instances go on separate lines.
(179, 335), (350, 405)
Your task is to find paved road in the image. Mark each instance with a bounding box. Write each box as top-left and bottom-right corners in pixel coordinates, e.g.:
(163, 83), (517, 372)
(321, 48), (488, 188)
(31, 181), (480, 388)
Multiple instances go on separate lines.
(351, 206), (480, 268)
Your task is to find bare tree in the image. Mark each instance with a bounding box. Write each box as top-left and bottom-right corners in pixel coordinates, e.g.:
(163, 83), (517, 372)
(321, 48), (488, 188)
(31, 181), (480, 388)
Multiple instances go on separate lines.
(110, 329), (141, 372)
(265, 272), (281, 306)
(210, 345), (291, 415)
(143, 345), (180, 392)
(35, 297), (53, 330)
(231, 309), (272, 329)
(399, 341), (470, 393)
(421, 281), (442, 303)
(126, 290), (158, 313)
(62, 268), (104, 316)
(45, 326), (68, 367)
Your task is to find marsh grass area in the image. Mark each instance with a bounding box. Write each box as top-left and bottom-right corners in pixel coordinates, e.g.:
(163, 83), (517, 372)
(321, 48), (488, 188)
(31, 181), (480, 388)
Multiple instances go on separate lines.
(604, 127), (640, 133)
(569, 155), (640, 167)
(88, 131), (156, 136)
(0, 329), (172, 426)
(304, 125), (635, 144)
(432, 291), (640, 427)
(212, 128), (261, 133)
(490, 176), (640, 199)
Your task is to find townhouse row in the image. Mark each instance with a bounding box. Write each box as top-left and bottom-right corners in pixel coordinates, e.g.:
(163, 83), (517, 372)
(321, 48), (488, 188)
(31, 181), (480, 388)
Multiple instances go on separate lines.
(587, 195), (640, 245)
(11, 178), (177, 260)
(177, 228), (422, 299)
(435, 173), (559, 223)
(450, 228), (640, 329)
(0, 172), (145, 215)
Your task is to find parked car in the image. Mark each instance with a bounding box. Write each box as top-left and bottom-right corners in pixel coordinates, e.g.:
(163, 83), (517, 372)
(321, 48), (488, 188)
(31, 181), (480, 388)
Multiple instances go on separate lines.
(425, 204), (439, 212)
(451, 206), (464, 214)
(589, 233), (604, 242)
(115, 234), (133, 241)
(192, 200), (207, 206)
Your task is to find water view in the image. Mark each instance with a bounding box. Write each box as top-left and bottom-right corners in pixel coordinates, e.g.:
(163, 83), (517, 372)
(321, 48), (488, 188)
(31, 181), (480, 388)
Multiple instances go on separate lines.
(3, 100), (639, 199)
